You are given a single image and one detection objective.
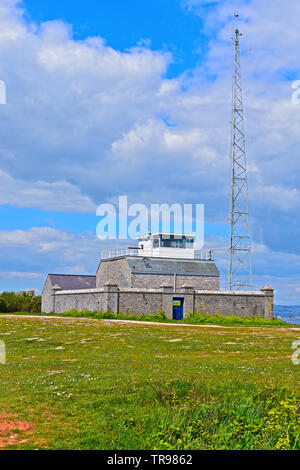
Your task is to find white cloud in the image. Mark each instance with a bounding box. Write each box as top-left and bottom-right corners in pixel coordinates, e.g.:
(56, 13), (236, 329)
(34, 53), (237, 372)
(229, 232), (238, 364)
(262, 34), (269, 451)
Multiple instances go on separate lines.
(254, 184), (300, 212)
(0, 0), (171, 205)
(0, 170), (96, 212)
(0, 271), (43, 279)
(0, 225), (127, 275)
(112, 120), (210, 158)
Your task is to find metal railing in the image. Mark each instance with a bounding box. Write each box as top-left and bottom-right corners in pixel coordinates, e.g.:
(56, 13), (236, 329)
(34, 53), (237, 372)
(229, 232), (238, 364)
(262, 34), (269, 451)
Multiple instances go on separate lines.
(101, 248), (139, 259)
(101, 247), (214, 261)
(194, 250), (214, 261)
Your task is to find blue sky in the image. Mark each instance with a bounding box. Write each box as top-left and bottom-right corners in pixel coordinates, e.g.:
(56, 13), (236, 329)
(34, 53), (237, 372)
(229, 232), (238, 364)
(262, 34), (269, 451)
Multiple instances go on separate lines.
(1, 0), (300, 304)
(22, 0), (208, 78)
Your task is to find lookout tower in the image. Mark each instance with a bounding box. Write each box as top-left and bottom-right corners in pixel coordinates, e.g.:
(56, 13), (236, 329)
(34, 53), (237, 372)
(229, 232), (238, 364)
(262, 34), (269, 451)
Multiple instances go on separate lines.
(137, 233), (198, 259)
(97, 232), (219, 290)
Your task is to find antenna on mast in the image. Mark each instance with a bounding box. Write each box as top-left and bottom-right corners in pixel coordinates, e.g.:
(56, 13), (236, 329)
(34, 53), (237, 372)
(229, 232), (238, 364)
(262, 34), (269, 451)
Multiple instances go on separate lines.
(228, 13), (253, 290)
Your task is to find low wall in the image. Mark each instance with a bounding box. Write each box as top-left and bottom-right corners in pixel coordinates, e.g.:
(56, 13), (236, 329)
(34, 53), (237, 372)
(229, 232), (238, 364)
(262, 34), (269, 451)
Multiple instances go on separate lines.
(194, 290), (267, 317)
(53, 288), (107, 313)
(49, 283), (274, 320)
(118, 289), (163, 315)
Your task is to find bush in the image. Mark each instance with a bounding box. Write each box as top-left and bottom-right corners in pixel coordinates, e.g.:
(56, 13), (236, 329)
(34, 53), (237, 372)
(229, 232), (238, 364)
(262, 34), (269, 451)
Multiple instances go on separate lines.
(0, 298), (7, 313)
(0, 290), (41, 313)
(185, 311), (288, 327)
(144, 311), (167, 322)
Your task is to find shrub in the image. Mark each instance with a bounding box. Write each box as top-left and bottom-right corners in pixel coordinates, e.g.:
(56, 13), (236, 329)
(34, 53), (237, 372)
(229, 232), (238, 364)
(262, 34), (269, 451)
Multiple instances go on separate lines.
(79, 308), (93, 316)
(63, 308), (80, 316)
(0, 298), (7, 313)
(187, 310), (205, 319)
(0, 290), (41, 313)
(137, 311), (167, 322)
(30, 295), (42, 313)
(151, 310), (167, 321)
(185, 311), (288, 327)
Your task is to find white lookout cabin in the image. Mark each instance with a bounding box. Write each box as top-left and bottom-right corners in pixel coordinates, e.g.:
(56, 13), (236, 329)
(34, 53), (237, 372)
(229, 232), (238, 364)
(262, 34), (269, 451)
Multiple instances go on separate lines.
(137, 233), (199, 259)
(101, 233), (212, 261)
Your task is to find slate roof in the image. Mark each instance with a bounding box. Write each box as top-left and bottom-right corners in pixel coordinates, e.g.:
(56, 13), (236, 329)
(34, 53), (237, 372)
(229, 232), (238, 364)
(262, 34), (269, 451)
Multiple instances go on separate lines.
(48, 274), (96, 290)
(127, 257), (220, 277)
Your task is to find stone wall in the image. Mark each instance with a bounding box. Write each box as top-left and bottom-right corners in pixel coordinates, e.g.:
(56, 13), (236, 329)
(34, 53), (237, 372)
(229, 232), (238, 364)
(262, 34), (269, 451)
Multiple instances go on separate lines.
(194, 290), (266, 317)
(96, 257), (131, 288)
(41, 275), (53, 313)
(131, 273), (219, 290)
(96, 257), (220, 290)
(49, 283), (274, 320)
(54, 288), (107, 313)
(118, 289), (163, 314)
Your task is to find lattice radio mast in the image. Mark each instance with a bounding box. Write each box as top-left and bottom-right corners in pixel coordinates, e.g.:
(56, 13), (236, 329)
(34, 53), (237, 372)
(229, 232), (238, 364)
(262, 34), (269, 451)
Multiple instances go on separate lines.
(228, 13), (253, 290)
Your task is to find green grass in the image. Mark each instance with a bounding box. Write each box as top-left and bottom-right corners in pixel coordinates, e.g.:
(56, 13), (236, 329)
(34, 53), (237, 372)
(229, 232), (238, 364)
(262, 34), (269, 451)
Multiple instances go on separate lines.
(0, 315), (299, 450)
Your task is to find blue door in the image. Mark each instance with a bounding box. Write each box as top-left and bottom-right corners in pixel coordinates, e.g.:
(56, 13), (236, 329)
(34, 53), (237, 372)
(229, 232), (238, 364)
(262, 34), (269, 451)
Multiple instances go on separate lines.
(173, 298), (184, 320)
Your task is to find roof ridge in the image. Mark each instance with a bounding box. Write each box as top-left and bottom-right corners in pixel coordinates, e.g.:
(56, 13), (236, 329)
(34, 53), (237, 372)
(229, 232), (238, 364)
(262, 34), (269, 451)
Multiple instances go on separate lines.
(49, 274), (95, 277)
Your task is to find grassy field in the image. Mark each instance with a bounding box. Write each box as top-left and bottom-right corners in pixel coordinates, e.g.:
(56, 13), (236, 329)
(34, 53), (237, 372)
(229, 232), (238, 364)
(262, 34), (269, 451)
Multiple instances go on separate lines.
(0, 316), (299, 450)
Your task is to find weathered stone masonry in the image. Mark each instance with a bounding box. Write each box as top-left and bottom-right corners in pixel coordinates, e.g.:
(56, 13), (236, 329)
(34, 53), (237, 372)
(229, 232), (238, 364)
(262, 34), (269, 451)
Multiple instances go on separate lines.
(50, 282), (274, 319)
(96, 256), (220, 290)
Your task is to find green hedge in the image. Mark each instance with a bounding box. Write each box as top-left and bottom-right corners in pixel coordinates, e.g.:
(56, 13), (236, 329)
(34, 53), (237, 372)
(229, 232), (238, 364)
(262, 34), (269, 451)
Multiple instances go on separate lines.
(0, 291), (41, 313)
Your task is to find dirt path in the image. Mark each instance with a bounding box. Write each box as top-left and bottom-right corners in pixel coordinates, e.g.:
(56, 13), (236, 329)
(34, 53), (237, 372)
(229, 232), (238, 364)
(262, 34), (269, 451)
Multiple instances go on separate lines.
(0, 314), (229, 328)
(0, 314), (299, 330)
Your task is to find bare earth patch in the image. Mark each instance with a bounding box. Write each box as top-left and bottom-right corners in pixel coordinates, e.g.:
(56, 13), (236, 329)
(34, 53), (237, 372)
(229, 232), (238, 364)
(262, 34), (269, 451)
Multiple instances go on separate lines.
(0, 413), (32, 448)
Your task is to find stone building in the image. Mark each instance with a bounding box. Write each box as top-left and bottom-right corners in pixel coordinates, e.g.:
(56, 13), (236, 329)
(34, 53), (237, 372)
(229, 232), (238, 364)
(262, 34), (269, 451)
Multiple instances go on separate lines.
(42, 274), (96, 314)
(42, 233), (274, 320)
(96, 256), (220, 290)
